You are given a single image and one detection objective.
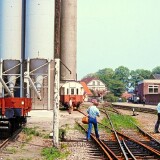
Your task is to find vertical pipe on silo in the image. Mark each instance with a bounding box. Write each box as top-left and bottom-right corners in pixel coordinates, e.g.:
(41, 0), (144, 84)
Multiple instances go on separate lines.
(60, 0), (77, 81)
(21, 0), (26, 97)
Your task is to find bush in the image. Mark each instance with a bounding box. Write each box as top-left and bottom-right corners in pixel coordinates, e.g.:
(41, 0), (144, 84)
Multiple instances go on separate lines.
(103, 93), (118, 102)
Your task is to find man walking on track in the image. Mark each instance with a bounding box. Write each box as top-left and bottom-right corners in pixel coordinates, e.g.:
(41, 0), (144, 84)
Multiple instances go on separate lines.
(154, 102), (160, 133)
(68, 98), (73, 114)
(86, 101), (100, 141)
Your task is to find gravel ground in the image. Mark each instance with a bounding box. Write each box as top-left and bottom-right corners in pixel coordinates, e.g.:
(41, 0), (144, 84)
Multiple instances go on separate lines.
(0, 103), (159, 160)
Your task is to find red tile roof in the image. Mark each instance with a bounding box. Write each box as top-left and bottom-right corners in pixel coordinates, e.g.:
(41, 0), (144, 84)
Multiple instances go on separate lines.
(81, 77), (99, 84)
(121, 92), (132, 99)
(80, 82), (92, 95)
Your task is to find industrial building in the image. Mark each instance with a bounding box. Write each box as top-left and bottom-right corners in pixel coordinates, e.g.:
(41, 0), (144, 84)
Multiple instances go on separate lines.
(0, 0), (77, 110)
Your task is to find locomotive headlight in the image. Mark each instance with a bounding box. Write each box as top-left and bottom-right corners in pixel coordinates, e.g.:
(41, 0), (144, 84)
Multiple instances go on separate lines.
(21, 101), (24, 105)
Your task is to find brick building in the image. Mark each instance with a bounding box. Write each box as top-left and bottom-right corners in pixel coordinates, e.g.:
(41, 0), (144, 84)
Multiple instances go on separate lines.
(137, 79), (160, 105)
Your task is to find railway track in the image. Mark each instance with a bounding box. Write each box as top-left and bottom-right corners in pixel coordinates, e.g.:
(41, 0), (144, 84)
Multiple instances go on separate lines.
(0, 128), (22, 152)
(101, 109), (160, 159)
(0, 138), (9, 150)
(77, 108), (160, 159)
(60, 125), (107, 160)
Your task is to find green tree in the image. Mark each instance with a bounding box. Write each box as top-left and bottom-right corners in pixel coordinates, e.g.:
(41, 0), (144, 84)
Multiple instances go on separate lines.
(82, 73), (97, 79)
(114, 66), (130, 89)
(96, 68), (114, 84)
(109, 79), (125, 97)
(152, 66), (160, 74)
(130, 69), (151, 88)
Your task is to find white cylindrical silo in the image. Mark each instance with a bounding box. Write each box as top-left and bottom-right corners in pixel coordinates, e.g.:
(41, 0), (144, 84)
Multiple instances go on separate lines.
(0, 0), (22, 94)
(60, 0), (77, 81)
(25, 0), (55, 92)
(25, 0), (54, 59)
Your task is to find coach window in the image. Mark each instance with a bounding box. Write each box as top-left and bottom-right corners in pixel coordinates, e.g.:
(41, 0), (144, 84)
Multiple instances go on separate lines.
(67, 88), (69, 95)
(71, 88), (74, 95)
(77, 88), (79, 95)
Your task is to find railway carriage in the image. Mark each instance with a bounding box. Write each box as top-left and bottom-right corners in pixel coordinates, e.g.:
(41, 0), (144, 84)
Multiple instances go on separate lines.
(60, 81), (84, 109)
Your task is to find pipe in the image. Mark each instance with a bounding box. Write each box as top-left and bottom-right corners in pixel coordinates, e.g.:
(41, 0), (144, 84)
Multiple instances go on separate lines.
(0, 77), (13, 97)
(25, 76), (42, 100)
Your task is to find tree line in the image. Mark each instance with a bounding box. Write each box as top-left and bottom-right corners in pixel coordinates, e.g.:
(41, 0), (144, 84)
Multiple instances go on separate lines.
(82, 66), (160, 99)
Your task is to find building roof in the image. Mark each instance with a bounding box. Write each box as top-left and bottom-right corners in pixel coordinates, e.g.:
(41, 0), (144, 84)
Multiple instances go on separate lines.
(80, 77), (99, 84)
(152, 74), (160, 79)
(121, 92), (132, 99)
(138, 79), (160, 84)
(80, 82), (93, 95)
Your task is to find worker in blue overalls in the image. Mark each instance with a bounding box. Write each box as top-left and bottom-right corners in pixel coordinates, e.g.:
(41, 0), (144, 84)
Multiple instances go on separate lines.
(154, 102), (160, 133)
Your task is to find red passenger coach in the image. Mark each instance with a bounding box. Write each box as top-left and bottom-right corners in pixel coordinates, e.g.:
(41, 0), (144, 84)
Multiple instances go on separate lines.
(60, 81), (84, 109)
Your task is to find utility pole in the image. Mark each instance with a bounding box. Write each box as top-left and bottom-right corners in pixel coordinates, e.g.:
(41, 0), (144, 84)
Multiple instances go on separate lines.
(53, 58), (60, 147)
(53, 0), (61, 147)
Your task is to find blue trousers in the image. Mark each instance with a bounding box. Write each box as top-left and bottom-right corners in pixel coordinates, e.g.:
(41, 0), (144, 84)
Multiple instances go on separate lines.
(155, 113), (160, 132)
(87, 117), (99, 140)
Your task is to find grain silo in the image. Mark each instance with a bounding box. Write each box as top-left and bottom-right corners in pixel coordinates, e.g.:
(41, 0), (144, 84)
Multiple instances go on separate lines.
(60, 0), (77, 81)
(0, 0), (23, 97)
(25, 0), (55, 109)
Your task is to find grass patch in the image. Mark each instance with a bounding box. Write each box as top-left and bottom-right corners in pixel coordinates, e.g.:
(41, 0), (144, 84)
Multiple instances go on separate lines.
(5, 147), (17, 154)
(100, 112), (138, 131)
(22, 127), (42, 142)
(74, 123), (87, 134)
(42, 133), (50, 139)
(22, 127), (41, 136)
(6, 159), (32, 160)
(41, 147), (70, 160)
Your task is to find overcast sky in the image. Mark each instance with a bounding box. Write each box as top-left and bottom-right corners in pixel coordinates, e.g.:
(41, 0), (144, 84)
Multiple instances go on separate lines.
(77, 0), (160, 80)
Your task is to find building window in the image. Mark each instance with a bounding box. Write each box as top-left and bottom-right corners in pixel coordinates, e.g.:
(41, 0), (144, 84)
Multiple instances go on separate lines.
(92, 81), (95, 85)
(97, 81), (100, 86)
(148, 85), (159, 94)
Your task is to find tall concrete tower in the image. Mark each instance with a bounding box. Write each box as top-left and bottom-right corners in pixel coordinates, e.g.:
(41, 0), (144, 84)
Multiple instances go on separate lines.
(60, 0), (77, 81)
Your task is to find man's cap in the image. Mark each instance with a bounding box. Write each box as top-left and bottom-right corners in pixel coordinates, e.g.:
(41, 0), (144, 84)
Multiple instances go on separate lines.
(91, 99), (99, 106)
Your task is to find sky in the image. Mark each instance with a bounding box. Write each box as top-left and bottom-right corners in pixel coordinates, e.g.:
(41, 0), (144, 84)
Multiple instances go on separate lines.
(77, 0), (160, 80)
